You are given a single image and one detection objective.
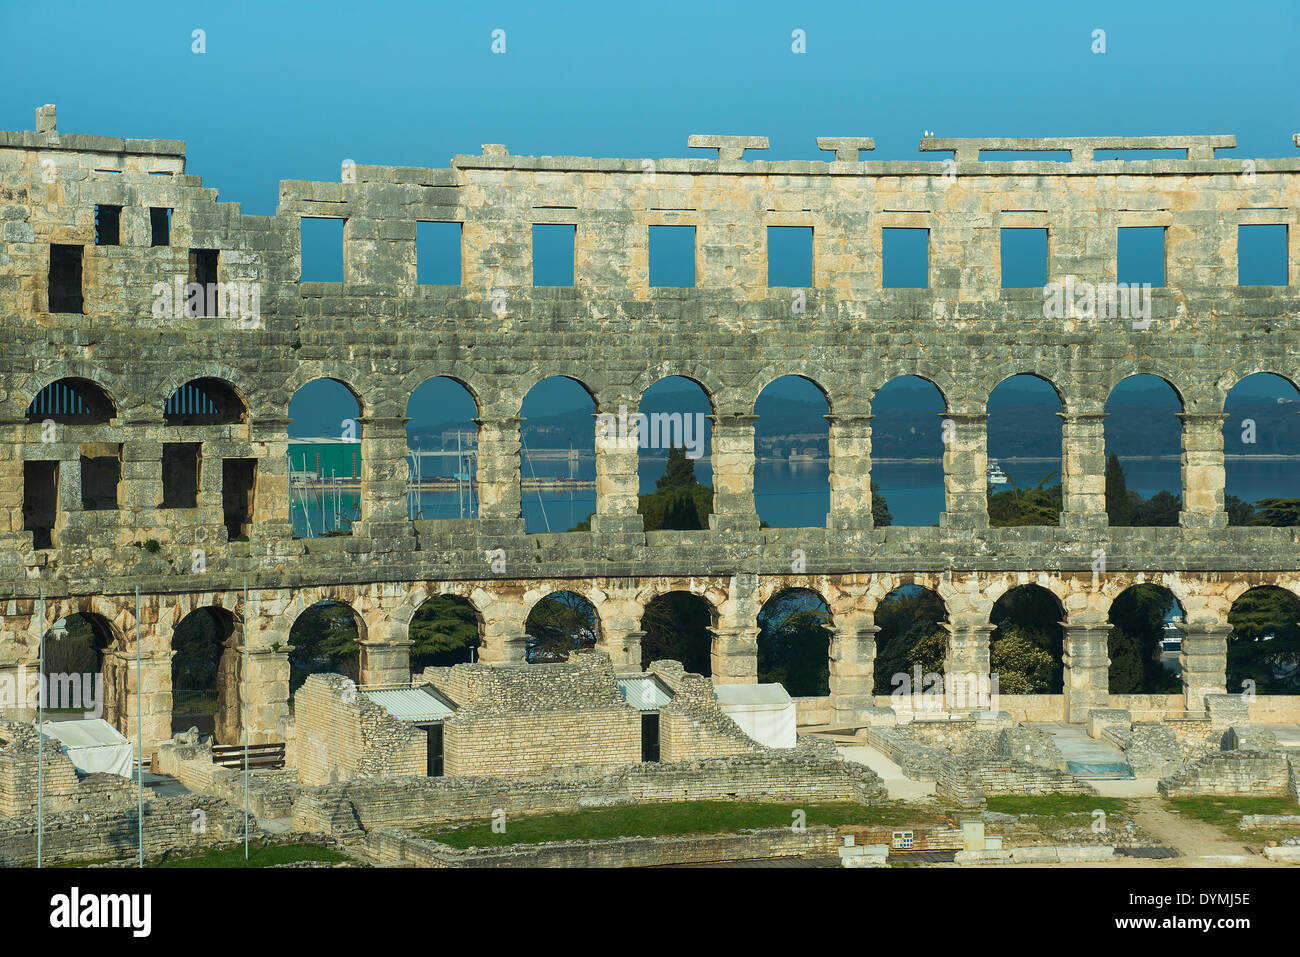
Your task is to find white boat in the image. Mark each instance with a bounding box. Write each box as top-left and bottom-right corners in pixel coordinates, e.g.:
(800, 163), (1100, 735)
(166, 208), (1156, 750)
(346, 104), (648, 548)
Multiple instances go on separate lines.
(986, 460), (1008, 485)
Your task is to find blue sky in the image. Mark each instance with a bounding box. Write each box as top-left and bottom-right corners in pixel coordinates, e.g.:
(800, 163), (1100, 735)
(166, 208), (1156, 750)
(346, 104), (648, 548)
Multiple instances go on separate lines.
(6, 0), (1297, 428)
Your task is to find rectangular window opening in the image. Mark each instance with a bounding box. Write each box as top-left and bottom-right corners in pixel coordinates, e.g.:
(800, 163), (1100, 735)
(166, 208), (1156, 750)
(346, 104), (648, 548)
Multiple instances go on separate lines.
(767, 225), (813, 287)
(1117, 226), (1166, 288)
(161, 443), (201, 509)
(150, 208), (172, 247)
(1000, 227), (1049, 288)
(49, 244), (84, 314)
(1238, 224), (1288, 286)
(641, 712), (660, 763)
(222, 458), (256, 540)
(425, 723), (444, 777)
(94, 205), (121, 245)
(188, 248), (219, 316)
(416, 221), (462, 285)
(531, 223), (576, 286)
(299, 217), (345, 282)
(79, 444), (121, 511)
(649, 225), (696, 288)
(23, 461), (58, 550)
(882, 227), (930, 289)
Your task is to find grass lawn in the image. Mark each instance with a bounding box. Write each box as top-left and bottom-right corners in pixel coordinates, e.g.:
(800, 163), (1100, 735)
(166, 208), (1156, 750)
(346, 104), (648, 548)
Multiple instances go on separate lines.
(155, 843), (350, 868)
(419, 800), (944, 849)
(984, 795), (1129, 817)
(1165, 796), (1300, 845)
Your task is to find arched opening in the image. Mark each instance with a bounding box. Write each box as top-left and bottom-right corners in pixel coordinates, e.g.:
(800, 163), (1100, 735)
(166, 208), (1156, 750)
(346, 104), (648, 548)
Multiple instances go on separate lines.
(989, 584), (1064, 693)
(1107, 585), (1184, 694)
(757, 588), (831, 697)
(987, 375), (1063, 526)
(524, 591), (599, 663)
(754, 375), (829, 528)
(873, 585), (948, 694)
(636, 376), (713, 531)
(1104, 374), (1183, 526)
(40, 612), (126, 733)
(288, 379), (362, 537)
(1223, 373), (1300, 526)
(25, 377), (115, 424)
(288, 601), (362, 698)
(408, 595), (482, 673)
(870, 375), (946, 526)
(406, 377), (479, 520)
(171, 606), (242, 743)
(639, 592), (715, 674)
(1227, 586), (1300, 695)
(163, 378), (247, 425)
(519, 377), (596, 533)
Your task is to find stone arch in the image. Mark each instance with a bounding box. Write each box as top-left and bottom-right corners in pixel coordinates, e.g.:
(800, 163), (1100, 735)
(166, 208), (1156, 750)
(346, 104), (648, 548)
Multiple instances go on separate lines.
(748, 371), (832, 414)
(1104, 367), (1188, 408)
(24, 376), (117, 424)
(283, 367), (368, 417)
(986, 373), (1064, 526)
(756, 586), (833, 697)
(288, 379), (364, 538)
(405, 376), (480, 521)
(287, 599), (364, 697)
(41, 610), (130, 736)
(1221, 372), (1300, 525)
(632, 369), (721, 413)
(873, 584), (949, 695)
(1227, 585), (1300, 696)
(753, 374), (830, 529)
(1104, 373), (1185, 526)
(163, 377), (248, 425)
(639, 590), (718, 675)
(636, 375), (713, 529)
(989, 583), (1065, 694)
(866, 369), (954, 409)
(869, 374), (949, 526)
(1106, 584), (1185, 695)
(519, 376), (598, 533)
(523, 589), (600, 663)
(401, 370), (483, 413)
(170, 604), (243, 743)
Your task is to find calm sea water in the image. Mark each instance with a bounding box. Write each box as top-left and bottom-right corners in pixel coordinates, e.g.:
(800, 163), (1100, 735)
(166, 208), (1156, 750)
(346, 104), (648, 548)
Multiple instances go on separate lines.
(290, 455), (1300, 535)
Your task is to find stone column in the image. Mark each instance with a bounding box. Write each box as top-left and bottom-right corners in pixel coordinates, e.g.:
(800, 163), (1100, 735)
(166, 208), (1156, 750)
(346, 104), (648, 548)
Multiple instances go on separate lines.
(939, 412), (989, 531)
(250, 416), (293, 545)
(119, 419), (163, 532)
(359, 635), (413, 685)
(241, 607), (291, 744)
(713, 573), (761, 683)
(1181, 621), (1229, 711)
(943, 619), (992, 690)
(108, 648), (171, 748)
(353, 416), (415, 548)
(1058, 411), (1108, 529)
(826, 413), (873, 529)
(591, 404), (644, 537)
(707, 412), (760, 532)
(474, 415), (525, 535)
(0, 606), (39, 720)
(1178, 413), (1228, 528)
(829, 619), (878, 724)
(1062, 616), (1110, 722)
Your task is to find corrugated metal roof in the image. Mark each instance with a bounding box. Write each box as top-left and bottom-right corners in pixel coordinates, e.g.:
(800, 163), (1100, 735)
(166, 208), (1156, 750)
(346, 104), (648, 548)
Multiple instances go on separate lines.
(618, 676), (673, 711)
(363, 686), (456, 723)
(713, 683), (793, 707)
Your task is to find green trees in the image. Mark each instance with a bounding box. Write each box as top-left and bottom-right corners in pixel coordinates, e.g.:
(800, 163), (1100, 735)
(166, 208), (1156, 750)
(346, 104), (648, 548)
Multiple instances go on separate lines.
(989, 586), (1064, 693)
(873, 587), (947, 694)
(640, 592), (714, 674)
(288, 602), (361, 693)
(756, 589), (831, 697)
(988, 474), (1062, 526)
(1103, 453), (1180, 526)
(409, 595), (480, 670)
(1227, 586), (1300, 695)
(1105, 452), (1133, 526)
(638, 446), (713, 530)
(1107, 585), (1181, 694)
(524, 591), (599, 662)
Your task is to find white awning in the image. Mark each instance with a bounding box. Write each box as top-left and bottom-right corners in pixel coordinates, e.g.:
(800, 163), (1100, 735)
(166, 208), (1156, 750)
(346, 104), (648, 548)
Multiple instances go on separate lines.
(362, 686), (456, 723)
(714, 683), (797, 748)
(40, 718), (135, 777)
(618, 676), (674, 711)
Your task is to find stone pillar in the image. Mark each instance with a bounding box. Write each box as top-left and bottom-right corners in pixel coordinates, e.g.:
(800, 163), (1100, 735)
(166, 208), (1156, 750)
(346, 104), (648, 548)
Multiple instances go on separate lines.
(1178, 413), (1228, 528)
(1181, 621), (1229, 711)
(359, 635), (412, 685)
(829, 620), (878, 724)
(939, 412), (989, 531)
(119, 419), (163, 532)
(944, 620), (992, 688)
(713, 573), (761, 683)
(826, 414), (873, 529)
(1058, 411), (1108, 529)
(250, 416), (293, 544)
(241, 606), (291, 744)
(707, 412), (760, 532)
(1062, 616), (1110, 722)
(475, 415), (525, 534)
(354, 416), (415, 547)
(0, 607), (39, 720)
(108, 648), (172, 748)
(591, 404), (644, 536)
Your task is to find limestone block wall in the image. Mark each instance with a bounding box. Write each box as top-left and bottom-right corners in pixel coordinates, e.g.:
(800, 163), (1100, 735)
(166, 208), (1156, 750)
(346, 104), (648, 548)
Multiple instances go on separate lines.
(936, 755), (1097, 807)
(290, 673), (425, 786)
(1157, 750), (1295, 798)
(651, 663), (768, 761)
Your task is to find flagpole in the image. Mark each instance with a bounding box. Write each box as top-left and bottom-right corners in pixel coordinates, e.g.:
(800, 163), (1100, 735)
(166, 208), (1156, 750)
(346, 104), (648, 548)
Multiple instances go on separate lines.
(136, 585), (143, 868)
(36, 593), (44, 868)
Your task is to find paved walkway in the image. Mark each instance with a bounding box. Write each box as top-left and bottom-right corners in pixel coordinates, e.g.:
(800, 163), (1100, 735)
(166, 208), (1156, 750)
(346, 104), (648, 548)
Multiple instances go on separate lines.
(835, 742), (936, 801)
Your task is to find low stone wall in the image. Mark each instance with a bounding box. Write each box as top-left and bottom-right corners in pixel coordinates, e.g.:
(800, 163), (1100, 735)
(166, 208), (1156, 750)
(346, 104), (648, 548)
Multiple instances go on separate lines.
(955, 845), (1114, 865)
(794, 696), (832, 727)
(0, 720), (146, 816)
(936, 756), (1096, 807)
(1247, 696), (1300, 724)
(0, 794), (251, 866)
(651, 662), (769, 760)
(860, 728), (952, 781)
(1157, 751), (1295, 798)
(290, 674), (426, 786)
(291, 751), (885, 834)
(362, 824), (842, 868)
(156, 732), (301, 818)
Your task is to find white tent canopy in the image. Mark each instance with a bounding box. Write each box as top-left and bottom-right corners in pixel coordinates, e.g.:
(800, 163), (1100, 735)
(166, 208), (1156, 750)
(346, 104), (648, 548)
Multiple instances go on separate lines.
(40, 718), (134, 777)
(714, 683), (797, 748)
